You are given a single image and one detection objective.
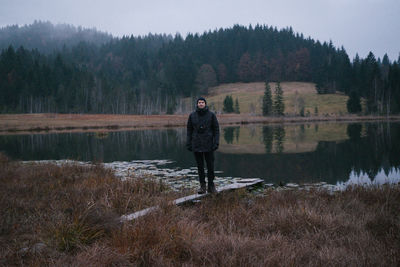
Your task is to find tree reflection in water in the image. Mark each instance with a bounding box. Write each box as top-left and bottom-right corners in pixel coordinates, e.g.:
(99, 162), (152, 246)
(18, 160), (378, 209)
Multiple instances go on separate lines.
(223, 127), (240, 144)
(0, 122), (399, 185)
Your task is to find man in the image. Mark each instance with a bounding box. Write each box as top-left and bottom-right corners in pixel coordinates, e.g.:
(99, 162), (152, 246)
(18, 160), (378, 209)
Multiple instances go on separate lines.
(186, 97), (220, 194)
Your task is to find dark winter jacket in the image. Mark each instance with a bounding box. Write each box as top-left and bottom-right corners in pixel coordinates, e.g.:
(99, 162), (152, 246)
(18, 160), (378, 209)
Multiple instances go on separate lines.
(186, 106), (220, 152)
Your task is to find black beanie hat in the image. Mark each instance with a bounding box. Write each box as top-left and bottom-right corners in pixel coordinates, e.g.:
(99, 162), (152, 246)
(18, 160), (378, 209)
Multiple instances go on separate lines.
(197, 97), (207, 104)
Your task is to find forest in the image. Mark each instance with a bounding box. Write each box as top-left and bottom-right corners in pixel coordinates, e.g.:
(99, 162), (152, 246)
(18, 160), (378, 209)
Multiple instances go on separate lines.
(0, 21), (399, 114)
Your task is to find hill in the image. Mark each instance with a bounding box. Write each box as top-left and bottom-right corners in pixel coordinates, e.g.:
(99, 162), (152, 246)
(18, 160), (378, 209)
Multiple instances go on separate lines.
(0, 23), (398, 115)
(0, 21), (113, 54)
(204, 82), (349, 115)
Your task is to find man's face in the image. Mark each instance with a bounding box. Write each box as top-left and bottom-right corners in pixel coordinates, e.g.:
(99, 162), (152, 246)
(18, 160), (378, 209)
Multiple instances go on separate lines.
(197, 100), (206, 109)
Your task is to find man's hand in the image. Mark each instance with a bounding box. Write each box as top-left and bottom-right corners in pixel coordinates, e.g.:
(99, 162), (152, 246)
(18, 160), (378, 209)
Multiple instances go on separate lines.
(212, 143), (219, 151)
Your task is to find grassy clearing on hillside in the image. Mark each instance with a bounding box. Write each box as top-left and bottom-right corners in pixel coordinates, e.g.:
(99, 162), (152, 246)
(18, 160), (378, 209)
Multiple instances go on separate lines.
(1, 153), (399, 266)
(207, 82), (349, 115)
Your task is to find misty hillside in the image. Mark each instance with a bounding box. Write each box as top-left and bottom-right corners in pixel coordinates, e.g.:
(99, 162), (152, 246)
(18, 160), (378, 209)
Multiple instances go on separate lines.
(0, 21), (114, 54)
(0, 23), (399, 115)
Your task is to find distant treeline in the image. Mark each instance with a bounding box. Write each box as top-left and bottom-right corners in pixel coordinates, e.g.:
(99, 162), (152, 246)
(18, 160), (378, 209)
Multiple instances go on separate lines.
(0, 22), (399, 114)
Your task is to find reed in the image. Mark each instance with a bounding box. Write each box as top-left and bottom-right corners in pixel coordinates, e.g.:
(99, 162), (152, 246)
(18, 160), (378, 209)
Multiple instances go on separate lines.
(1, 153), (399, 266)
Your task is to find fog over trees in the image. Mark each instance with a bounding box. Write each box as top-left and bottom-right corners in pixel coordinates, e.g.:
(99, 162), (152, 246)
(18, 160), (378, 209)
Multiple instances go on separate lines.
(0, 22), (399, 114)
(0, 21), (113, 54)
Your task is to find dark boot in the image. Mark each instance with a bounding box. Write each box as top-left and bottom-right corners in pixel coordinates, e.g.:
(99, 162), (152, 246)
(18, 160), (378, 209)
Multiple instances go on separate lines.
(198, 182), (207, 194)
(207, 182), (218, 194)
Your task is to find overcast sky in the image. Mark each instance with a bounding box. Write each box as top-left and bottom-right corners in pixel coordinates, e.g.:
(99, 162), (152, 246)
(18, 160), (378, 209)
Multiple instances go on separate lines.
(0, 0), (399, 61)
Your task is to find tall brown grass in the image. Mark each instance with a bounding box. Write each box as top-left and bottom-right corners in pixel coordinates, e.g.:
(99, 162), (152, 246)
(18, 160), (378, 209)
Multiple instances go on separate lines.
(0, 153), (180, 265)
(101, 187), (400, 266)
(1, 153), (399, 266)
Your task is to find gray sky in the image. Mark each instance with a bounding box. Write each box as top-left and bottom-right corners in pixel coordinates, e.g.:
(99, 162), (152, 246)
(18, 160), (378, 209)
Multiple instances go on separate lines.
(0, 0), (399, 61)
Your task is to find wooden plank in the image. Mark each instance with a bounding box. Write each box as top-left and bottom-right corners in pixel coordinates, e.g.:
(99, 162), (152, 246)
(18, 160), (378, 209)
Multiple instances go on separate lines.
(120, 206), (158, 222)
(120, 178), (263, 222)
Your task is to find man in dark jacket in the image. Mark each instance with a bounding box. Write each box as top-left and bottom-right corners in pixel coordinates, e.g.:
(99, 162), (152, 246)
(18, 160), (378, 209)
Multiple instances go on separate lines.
(186, 97), (220, 194)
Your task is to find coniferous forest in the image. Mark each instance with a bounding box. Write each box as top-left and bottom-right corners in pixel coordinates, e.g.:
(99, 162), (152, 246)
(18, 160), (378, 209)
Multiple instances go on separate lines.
(0, 21), (399, 114)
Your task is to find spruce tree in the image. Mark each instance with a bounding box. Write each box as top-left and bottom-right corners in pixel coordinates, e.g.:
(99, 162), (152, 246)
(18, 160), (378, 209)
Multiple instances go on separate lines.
(314, 106), (319, 116)
(274, 82), (285, 115)
(234, 97), (240, 114)
(223, 95), (234, 113)
(300, 106), (305, 117)
(263, 81), (273, 116)
(298, 96), (305, 117)
(347, 91), (362, 113)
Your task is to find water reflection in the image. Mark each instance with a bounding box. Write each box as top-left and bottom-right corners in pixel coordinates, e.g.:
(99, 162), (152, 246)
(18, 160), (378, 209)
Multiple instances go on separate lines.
(0, 122), (399, 185)
(0, 128), (188, 163)
(347, 123), (362, 140)
(337, 167), (400, 189)
(274, 126), (285, 154)
(262, 126), (273, 153)
(223, 127), (240, 144)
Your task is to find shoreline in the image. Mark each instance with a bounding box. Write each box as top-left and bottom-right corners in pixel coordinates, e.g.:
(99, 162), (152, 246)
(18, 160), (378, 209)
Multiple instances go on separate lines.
(22, 159), (400, 193)
(1, 113), (400, 135)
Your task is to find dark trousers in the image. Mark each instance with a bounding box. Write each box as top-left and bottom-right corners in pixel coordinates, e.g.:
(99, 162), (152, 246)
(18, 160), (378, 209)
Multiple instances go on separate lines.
(194, 151), (215, 185)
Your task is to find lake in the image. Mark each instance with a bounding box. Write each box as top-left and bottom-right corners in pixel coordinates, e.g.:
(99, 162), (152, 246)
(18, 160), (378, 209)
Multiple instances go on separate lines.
(1, 121), (399, 186)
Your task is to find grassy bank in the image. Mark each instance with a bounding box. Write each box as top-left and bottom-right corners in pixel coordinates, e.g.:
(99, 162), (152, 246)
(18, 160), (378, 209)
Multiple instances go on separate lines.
(0, 154), (184, 265)
(1, 113), (400, 135)
(1, 155), (399, 266)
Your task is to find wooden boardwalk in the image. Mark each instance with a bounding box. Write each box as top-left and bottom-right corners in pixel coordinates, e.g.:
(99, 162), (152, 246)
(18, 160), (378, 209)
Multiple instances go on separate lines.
(120, 178), (263, 222)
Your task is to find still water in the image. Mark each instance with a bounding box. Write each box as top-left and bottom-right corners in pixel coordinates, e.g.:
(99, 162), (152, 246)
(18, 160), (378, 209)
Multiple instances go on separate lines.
(1, 121), (399, 185)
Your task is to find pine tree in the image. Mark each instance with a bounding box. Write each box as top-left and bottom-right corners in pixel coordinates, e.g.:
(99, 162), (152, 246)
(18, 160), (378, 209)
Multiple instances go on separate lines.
(364, 52), (381, 114)
(314, 106), (319, 116)
(262, 81), (273, 116)
(298, 96), (305, 117)
(300, 106), (305, 117)
(347, 91), (362, 113)
(234, 97), (240, 114)
(274, 82), (285, 115)
(237, 52), (253, 82)
(223, 95), (234, 113)
(195, 64), (217, 95)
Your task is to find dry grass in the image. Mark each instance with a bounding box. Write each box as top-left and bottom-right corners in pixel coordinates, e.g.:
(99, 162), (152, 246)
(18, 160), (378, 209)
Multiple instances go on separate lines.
(0, 113), (188, 134)
(64, 187), (399, 266)
(0, 153), (182, 265)
(1, 153), (399, 266)
(106, 186), (400, 266)
(1, 113), (399, 135)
